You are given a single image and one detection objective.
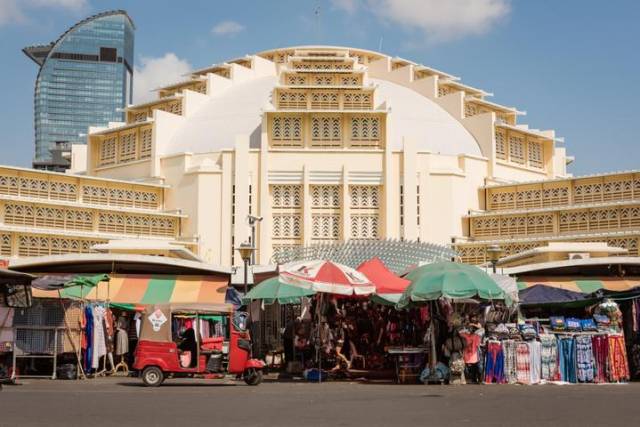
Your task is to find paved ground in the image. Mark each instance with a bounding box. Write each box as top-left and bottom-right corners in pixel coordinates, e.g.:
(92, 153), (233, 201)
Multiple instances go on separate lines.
(1, 377), (638, 427)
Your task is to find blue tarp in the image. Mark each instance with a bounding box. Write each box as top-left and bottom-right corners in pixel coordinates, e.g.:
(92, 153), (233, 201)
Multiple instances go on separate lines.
(519, 285), (596, 306)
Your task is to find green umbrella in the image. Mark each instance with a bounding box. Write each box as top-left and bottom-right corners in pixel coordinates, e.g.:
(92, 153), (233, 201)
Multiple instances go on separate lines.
(59, 274), (110, 299)
(370, 293), (402, 306)
(396, 261), (505, 309)
(242, 276), (316, 305)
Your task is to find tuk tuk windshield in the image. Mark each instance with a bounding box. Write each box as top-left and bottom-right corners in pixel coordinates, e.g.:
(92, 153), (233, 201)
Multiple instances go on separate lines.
(233, 312), (249, 332)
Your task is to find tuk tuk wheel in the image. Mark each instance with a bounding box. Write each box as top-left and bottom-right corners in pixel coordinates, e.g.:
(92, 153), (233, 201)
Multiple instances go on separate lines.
(142, 366), (164, 387)
(243, 368), (263, 386)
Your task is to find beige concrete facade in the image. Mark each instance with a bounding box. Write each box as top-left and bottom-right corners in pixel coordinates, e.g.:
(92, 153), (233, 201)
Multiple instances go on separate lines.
(7, 45), (619, 267)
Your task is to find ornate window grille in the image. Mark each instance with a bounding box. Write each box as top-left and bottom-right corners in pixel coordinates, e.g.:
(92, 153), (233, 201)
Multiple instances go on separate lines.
(271, 116), (303, 147)
(350, 116), (381, 148)
(99, 137), (116, 166)
(310, 116), (342, 147)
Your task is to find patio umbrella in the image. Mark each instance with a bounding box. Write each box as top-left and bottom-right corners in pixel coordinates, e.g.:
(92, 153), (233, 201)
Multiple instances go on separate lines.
(242, 276), (316, 305)
(396, 261), (505, 309)
(357, 257), (410, 306)
(279, 259), (375, 296)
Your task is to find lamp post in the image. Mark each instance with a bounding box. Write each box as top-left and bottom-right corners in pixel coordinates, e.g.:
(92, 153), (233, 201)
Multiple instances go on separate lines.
(236, 242), (255, 297)
(486, 244), (503, 274)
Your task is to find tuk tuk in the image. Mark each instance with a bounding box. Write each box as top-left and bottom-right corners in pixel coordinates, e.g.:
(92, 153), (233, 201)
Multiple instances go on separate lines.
(133, 303), (264, 387)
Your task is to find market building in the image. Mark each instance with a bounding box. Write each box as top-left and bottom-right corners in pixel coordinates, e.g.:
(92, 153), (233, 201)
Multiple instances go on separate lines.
(0, 45), (637, 269)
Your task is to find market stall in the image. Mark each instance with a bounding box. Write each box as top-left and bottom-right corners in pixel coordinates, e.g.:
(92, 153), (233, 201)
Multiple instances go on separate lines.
(397, 261), (511, 384)
(514, 277), (640, 384)
(25, 274), (231, 379)
(0, 268), (34, 386)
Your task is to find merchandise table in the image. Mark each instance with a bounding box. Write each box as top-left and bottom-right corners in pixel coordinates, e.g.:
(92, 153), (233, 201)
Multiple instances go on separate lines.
(387, 347), (427, 384)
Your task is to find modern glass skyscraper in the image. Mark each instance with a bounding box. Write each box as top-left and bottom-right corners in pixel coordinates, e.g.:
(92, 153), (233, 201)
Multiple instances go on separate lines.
(23, 10), (135, 171)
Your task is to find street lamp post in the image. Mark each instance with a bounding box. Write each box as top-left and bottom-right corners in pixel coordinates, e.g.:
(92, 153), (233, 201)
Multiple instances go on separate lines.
(486, 244), (503, 274)
(236, 242), (255, 297)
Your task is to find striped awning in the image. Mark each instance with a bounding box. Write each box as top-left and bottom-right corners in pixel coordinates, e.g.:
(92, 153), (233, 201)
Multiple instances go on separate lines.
(516, 276), (640, 294)
(32, 274), (229, 311)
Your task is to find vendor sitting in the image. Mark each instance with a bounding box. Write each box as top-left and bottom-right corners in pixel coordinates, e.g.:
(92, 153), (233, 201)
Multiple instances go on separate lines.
(178, 328), (198, 368)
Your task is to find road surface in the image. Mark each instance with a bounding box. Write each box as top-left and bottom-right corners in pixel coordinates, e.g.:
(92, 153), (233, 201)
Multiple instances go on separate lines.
(0, 377), (637, 426)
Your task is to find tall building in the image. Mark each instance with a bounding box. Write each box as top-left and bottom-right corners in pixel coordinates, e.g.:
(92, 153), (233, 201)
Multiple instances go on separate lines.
(0, 45), (636, 267)
(23, 10), (134, 172)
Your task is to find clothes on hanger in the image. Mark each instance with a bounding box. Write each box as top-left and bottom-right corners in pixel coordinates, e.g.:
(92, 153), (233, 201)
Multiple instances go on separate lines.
(527, 340), (542, 384)
(516, 342), (531, 384)
(558, 337), (577, 383)
(502, 339), (518, 384)
(576, 335), (595, 383)
(608, 334), (630, 382)
(540, 334), (558, 381)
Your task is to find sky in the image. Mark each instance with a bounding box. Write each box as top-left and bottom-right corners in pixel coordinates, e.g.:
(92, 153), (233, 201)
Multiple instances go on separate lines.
(0, 0), (638, 176)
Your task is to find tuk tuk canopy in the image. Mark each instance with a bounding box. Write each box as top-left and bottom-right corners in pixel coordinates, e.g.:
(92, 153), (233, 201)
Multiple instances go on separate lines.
(32, 274), (230, 312)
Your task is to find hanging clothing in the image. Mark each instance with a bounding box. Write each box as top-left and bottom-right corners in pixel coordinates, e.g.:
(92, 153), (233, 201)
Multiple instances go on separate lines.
(502, 339), (518, 384)
(115, 328), (129, 355)
(92, 305), (107, 369)
(540, 335), (558, 381)
(84, 306), (94, 373)
(484, 340), (505, 384)
(459, 332), (481, 364)
(558, 337), (577, 383)
(516, 342), (531, 384)
(576, 335), (595, 383)
(608, 335), (630, 382)
(591, 335), (609, 383)
(527, 340), (542, 384)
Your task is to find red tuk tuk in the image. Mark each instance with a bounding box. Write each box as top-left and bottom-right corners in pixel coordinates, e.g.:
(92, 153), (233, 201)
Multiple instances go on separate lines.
(133, 304), (264, 386)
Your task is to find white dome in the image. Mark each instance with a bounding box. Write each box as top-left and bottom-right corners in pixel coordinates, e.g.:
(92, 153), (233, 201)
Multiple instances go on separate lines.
(371, 78), (481, 155)
(165, 75), (481, 156)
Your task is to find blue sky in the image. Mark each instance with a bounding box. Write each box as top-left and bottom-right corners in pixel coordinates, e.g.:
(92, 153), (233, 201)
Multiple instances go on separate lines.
(0, 0), (638, 175)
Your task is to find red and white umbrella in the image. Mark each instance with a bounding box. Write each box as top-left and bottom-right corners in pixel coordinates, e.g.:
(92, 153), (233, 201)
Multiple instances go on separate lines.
(279, 260), (375, 296)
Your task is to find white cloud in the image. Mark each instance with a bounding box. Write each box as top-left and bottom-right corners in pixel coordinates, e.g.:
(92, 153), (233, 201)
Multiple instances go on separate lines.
(133, 53), (192, 104)
(0, 0), (87, 27)
(0, 0), (26, 26)
(333, 0), (510, 43)
(211, 20), (245, 36)
(330, 0), (359, 13)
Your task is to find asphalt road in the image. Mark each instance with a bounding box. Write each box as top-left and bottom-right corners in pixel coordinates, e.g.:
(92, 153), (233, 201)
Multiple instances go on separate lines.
(0, 377), (638, 427)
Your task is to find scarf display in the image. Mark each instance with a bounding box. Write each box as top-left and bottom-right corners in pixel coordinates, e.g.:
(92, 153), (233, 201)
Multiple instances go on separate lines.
(527, 340), (541, 384)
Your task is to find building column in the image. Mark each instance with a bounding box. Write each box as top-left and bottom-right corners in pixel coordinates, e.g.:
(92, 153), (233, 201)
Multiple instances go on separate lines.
(402, 138), (418, 240)
(232, 135), (250, 266)
(258, 119), (272, 265)
(302, 166), (312, 246)
(342, 166), (350, 241)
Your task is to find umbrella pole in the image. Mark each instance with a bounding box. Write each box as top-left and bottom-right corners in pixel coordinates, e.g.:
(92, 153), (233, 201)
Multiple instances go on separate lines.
(317, 293), (322, 384)
(57, 289), (86, 380)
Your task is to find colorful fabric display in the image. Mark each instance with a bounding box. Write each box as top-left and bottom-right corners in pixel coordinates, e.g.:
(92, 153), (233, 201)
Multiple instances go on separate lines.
(502, 339), (518, 384)
(550, 317), (565, 331)
(576, 335), (595, 383)
(565, 318), (582, 332)
(516, 342), (531, 384)
(540, 335), (558, 381)
(580, 318), (597, 332)
(558, 337), (577, 383)
(591, 335), (609, 383)
(528, 340), (542, 384)
(608, 335), (630, 382)
(484, 340), (505, 384)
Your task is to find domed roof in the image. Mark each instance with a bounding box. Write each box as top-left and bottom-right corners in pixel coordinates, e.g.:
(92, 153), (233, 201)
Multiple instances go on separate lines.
(164, 52), (481, 157)
(371, 78), (480, 155)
